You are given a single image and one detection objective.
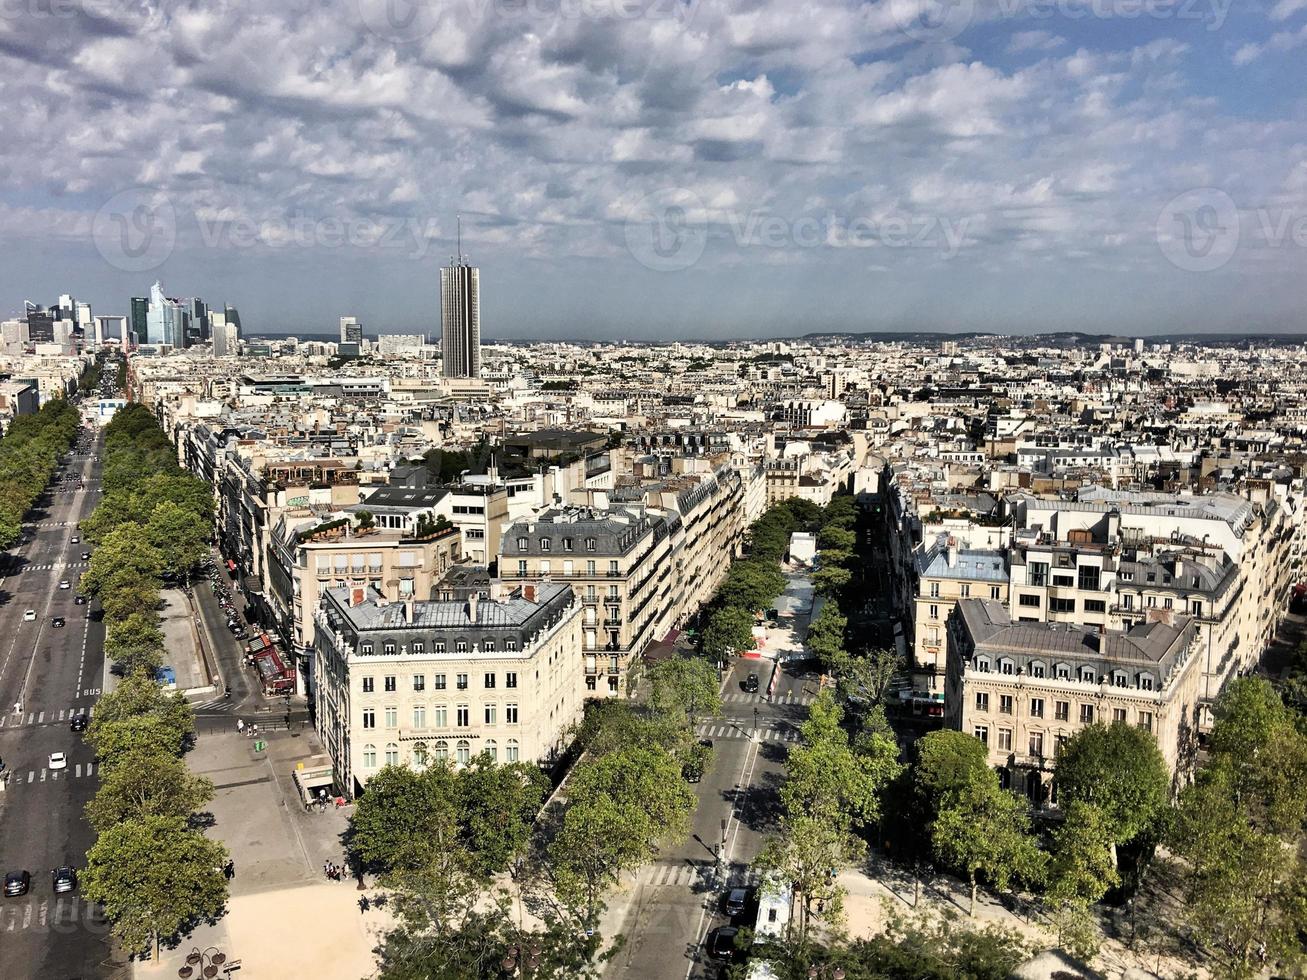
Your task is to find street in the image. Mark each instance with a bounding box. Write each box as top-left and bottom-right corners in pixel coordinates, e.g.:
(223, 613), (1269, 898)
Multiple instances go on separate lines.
(0, 427), (121, 979)
(605, 652), (818, 980)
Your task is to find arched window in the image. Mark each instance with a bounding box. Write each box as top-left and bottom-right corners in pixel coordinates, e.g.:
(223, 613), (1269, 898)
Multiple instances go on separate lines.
(385, 743), (399, 766)
(506, 739), (520, 762)
(362, 744), (377, 768)
(412, 742), (428, 769)
(456, 740), (471, 765)
(484, 739), (498, 762)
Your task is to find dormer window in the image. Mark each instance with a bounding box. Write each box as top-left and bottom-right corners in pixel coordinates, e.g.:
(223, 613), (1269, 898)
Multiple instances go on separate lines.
(998, 657), (1014, 675)
(975, 657), (991, 673)
(540, 538), (551, 552)
(1055, 663), (1071, 680)
(516, 537), (528, 552)
(563, 537), (573, 552)
(585, 538), (597, 552)
(1137, 673), (1154, 691)
(1080, 667), (1095, 683)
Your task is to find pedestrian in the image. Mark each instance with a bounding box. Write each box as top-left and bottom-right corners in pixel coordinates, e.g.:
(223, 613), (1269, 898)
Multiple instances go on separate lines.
(236, 719), (244, 734)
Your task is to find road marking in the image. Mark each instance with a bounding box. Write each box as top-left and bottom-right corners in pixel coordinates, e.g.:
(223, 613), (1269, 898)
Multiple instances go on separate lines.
(36, 711), (43, 723)
(26, 770), (33, 783)
(39, 769), (46, 782)
(75, 764), (81, 777)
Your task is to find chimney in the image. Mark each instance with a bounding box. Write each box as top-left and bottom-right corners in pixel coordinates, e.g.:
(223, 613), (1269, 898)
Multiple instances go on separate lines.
(467, 592), (479, 622)
(946, 536), (958, 569)
(403, 597), (414, 623)
(523, 583), (536, 603)
(350, 586), (365, 607)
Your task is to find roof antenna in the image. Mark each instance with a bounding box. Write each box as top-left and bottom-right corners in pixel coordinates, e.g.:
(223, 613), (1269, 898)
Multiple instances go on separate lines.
(456, 213), (463, 265)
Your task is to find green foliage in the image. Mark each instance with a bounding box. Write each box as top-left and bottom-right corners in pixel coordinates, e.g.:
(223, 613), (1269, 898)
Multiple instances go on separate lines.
(573, 699), (690, 759)
(104, 611), (165, 675)
(817, 525), (857, 552)
(145, 499), (211, 579)
(1054, 722), (1170, 850)
(701, 605), (756, 661)
(82, 816), (228, 955)
(754, 814), (865, 941)
(0, 399), (80, 548)
(805, 600), (847, 667)
(647, 657), (722, 726)
(87, 668), (195, 760)
(80, 522), (164, 595)
(85, 748), (214, 833)
(1047, 801), (1119, 907)
(812, 563), (852, 598)
(932, 772), (1046, 915)
(716, 559), (785, 613)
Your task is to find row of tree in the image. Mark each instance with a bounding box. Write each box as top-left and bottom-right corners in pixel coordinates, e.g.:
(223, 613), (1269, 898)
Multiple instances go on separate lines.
(0, 399), (80, 548)
(79, 403), (214, 677)
(79, 670), (228, 961)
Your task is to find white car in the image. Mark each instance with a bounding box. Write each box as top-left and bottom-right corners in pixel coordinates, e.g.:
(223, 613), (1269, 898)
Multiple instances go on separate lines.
(48, 752), (67, 771)
(58, 580), (70, 590)
(23, 609), (35, 622)
(70, 536), (80, 544)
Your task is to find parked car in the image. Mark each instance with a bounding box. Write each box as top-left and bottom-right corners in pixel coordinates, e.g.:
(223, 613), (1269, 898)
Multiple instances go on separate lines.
(4, 871), (30, 897)
(51, 867), (77, 894)
(48, 752), (67, 771)
(80, 551), (91, 560)
(725, 887), (750, 918)
(51, 616), (65, 628)
(70, 715), (87, 733)
(74, 595), (87, 605)
(70, 536), (79, 544)
(743, 673), (760, 693)
(58, 580), (70, 590)
(708, 926), (739, 961)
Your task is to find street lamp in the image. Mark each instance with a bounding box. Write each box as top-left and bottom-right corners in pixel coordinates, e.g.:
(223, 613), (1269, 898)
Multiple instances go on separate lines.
(501, 942), (541, 978)
(178, 946), (227, 979)
(807, 965), (845, 980)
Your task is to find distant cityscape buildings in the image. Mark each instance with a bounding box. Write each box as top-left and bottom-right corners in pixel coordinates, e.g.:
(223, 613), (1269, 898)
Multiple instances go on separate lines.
(440, 257), (480, 379)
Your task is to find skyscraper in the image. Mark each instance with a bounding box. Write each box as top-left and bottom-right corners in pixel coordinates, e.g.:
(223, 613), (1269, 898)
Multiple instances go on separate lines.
(440, 258), (480, 378)
(130, 296), (149, 344)
(146, 280), (184, 346)
(340, 316), (362, 345)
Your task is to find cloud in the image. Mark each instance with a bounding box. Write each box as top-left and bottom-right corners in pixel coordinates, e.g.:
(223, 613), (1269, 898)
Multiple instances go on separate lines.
(1008, 30), (1065, 55)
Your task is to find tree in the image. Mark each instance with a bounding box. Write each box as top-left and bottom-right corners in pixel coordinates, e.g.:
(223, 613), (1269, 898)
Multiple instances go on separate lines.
(349, 764), (460, 874)
(701, 606), (755, 662)
(1053, 723), (1169, 862)
(647, 657), (722, 727)
(834, 648), (901, 707)
(99, 576), (161, 624)
(105, 611), (165, 675)
(89, 715), (188, 763)
(912, 729), (991, 819)
(145, 499), (211, 580)
(1208, 677), (1307, 836)
(79, 523), (164, 595)
(87, 668), (195, 751)
(817, 525), (856, 553)
(754, 815), (864, 942)
(1047, 801), (1119, 908)
(932, 772), (1046, 915)
(82, 816), (228, 961)
(812, 564), (852, 598)
(456, 756), (549, 878)
(86, 748), (214, 832)
(716, 560), (785, 613)
(805, 601), (846, 667)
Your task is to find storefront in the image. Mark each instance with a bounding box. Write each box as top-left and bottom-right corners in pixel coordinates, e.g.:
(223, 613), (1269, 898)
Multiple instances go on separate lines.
(253, 647), (296, 696)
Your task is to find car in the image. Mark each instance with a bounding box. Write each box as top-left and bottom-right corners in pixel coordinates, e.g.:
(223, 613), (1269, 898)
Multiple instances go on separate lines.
(51, 616), (65, 628)
(743, 673), (760, 693)
(708, 926), (739, 960)
(725, 887), (750, 918)
(3, 871), (30, 897)
(80, 551), (91, 560)
(58, 580), (70, 589)
(23, 609), (35, 622)
(70, 536), (79, 544)
(74, 594), (87, 605)
(48, 752), (67, 771)
(70, 715), (87, 733)
(51, 867), (77, 894)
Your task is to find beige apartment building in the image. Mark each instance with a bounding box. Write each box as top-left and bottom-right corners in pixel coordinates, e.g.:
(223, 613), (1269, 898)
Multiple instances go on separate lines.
(313, 581), (583, 797)
(947, 598), (1202, 804)
(265, 512), (461, 655)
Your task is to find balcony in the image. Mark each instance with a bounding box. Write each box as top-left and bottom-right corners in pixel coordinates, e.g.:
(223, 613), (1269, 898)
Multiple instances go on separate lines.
(603, 616), (623, 627)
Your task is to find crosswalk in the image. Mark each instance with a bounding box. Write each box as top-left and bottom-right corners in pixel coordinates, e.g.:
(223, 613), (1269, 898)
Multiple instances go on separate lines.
(721, 691), (814, 706)
(640, 862), (760, 889)
(14, 561), (88, 572)
(0, 762), (96, 790)
(1, 896), (104, 933)
(695, 722), (801, 744)
(0, 707), (92, 730)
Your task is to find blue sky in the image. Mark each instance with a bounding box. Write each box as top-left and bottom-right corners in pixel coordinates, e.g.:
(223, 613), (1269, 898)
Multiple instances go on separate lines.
(0, 0), (1304, 339)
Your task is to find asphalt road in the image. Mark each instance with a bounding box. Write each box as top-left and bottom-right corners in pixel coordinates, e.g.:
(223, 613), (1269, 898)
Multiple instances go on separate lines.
(607, 652), (818, 980)
(0, 423), (123, 980)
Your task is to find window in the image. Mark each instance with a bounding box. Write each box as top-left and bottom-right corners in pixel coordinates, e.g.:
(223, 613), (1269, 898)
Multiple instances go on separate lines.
(456, 673), (468, 690)
(1122, 594), (1134, 609)
(1052, 574), (1074, 588)
(1029, 662), (1046, 678)
(505, 639), (517, 652)
(456, 740), (470, 765)
(1079, 704), (1095, 724)
(517, 536), (528, 552)
(929, 604), (939, 620)
(506, 703), (519, 724)
(1084, 599), (1106, 613)
(484, 640), (495, 653)
(518, 560), (528, 576)
(1077, 566), (1101, 591)
(1112, 671), (1128, 688)
(960, 583), (970, 598)
(411, 742), (428, 768)
(361, 643), (374, 655)
(384, 675), (396, 692)
(999, 659), (1014, 675)
(505, 671), (517, 689)
(586, 560), (596, 576)
(1192, 600), (1204, 617)
(485, 704), (497, 725)
(485, 739), (498, 761)
(362, 744), (377, 768)
(1050, 597), (1076, 613)
(1055, 663), (1071, 680)
(1112, 708), (1127, 723)
(1080, 667), (1095, 684)
(1019, 593), (1041, 608)
(998, 728), (1012, 751)
(1055, 700), (1069, 721)
(484, 672), (496, 689)
(609, 560), (619, 576)
(434, 673), (446, 690)
(434, 741), (448, 762)
(455, 640), (468, 654)
(384, 642), (396, 655)
(975, 657), (991, 673)
(540, 560), (551, 575)
(434, 705), (447, 727)
(990, 586), (1001, 600)
(1137, 711), (1153, 731)
(1164, 597), (1173, 609)
(385, 743), (399, 766)
(585, 538), (596, 552)
(412, 641), (425, 654)
(384, 706), (397, 728)
(1030, 697), (1045, 718)
(456, 705), (469, 727)
(1146, 595), (1157, 607)
(362, 676), (374, 693)
(434, 642), (446, 654)
(973, 725), (989, 745)
(413, 705), (427, 728)
(539, 538), (551, 552)
(1028, 561), (1048, 586)
(1028, 731), (1044, 757)
(562, 537), (573, 552)
(999, 694), (1013, 714)
(506, 739), (520, 762)
(929, 582), (940, 598)
(413, 675), (425, 692)
(362, 709), (376, 729)
(975, 692), (989, 712)
(1138, 673), (1154, 691)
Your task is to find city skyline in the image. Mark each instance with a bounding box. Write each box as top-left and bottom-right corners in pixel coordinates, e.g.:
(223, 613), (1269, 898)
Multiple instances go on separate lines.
(2, 3), (1305, 339)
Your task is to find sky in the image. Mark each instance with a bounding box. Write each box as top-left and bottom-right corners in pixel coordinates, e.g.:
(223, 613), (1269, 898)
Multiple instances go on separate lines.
(0, 0), (1304, 340)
